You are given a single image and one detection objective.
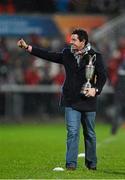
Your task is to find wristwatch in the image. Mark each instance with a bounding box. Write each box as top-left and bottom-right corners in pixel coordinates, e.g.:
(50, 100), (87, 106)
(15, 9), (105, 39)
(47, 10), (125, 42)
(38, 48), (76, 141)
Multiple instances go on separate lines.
(95, 88), (99, 93)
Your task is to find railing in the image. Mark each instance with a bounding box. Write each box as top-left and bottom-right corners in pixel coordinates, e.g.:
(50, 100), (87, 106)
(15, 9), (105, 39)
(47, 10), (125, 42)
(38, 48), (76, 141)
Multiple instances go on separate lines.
(0, 84), (113, 93)
(92, 14), (125, 41)
(0, 84), (113, 122)
(0, 84), (61, 93)
(91, 14), (125, 60)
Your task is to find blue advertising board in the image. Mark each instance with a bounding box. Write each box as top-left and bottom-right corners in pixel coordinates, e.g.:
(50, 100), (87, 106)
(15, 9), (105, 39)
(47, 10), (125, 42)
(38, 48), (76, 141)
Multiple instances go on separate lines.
(0, 15), (61, 37)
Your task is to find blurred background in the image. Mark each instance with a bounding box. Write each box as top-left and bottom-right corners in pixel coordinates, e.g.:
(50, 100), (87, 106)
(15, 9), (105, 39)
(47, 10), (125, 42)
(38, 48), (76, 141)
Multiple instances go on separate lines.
(0, 0), (125, 135)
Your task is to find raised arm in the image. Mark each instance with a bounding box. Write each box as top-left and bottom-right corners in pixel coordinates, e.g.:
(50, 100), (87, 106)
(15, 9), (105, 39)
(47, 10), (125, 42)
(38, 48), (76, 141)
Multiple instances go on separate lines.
(17, 39), (63, 64)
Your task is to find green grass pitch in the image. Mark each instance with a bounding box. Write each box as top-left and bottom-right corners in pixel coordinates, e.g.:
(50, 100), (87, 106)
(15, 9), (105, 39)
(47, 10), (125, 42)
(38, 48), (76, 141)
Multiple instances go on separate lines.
(0, 122), (125, 179)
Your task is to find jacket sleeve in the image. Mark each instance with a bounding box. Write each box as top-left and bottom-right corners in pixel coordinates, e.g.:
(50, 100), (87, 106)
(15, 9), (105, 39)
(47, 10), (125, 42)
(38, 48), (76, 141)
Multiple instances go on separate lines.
(95, 53), (107, 95)
(30, 46), (63, 64)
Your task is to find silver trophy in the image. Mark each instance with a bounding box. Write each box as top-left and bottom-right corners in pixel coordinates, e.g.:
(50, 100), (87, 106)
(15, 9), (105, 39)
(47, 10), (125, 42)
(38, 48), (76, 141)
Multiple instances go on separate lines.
(81, 54), (96, 94)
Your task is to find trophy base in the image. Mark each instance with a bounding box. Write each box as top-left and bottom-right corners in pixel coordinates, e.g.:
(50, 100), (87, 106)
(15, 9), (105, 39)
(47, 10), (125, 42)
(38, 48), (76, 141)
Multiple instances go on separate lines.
(80, 87), (87, 95)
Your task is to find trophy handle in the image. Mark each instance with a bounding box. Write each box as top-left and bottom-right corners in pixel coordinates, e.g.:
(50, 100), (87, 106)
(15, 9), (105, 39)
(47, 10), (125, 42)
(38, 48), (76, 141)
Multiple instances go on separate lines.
(89, 54), (96, 65)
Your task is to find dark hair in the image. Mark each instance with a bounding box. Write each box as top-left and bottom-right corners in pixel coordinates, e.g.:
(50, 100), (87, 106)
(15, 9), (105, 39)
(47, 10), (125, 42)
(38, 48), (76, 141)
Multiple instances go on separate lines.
(72, 28), (88, 45)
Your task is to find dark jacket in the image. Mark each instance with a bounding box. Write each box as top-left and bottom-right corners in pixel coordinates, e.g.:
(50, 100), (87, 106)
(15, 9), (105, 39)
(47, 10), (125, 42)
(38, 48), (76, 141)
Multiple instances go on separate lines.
(30, 46), (107, 112)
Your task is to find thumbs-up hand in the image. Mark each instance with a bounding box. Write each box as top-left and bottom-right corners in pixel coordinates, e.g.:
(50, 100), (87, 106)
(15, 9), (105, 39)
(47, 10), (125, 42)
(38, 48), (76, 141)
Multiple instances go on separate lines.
(17, 39), (28, 49)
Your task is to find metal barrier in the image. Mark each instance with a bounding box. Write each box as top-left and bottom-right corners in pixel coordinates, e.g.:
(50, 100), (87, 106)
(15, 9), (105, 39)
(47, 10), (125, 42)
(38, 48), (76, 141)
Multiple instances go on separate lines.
(0, 84), (113, 122)
(0, 84), (113, 93)
(0, 84), (61, 93)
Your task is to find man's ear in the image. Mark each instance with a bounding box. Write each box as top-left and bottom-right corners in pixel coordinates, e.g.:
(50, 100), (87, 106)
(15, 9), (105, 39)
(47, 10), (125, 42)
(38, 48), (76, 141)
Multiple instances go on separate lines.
(81, 40), (86, 47)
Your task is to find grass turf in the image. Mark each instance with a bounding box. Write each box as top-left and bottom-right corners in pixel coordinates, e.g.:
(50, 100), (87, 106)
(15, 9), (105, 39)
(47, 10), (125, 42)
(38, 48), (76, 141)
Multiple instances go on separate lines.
(0, 122), (125, 179)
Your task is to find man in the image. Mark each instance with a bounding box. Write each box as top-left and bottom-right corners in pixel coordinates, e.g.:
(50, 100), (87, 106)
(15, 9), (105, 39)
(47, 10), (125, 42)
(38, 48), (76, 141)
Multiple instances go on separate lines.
(108, 38), (125, 135)
(17, 29), (107, 170)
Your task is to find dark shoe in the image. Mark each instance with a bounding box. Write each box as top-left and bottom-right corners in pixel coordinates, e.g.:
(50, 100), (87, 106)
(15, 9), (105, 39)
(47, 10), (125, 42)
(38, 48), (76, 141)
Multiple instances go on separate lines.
(66, 166), (76, 171)
(88, 167), (97, 170)
(111, 126), (118, 135)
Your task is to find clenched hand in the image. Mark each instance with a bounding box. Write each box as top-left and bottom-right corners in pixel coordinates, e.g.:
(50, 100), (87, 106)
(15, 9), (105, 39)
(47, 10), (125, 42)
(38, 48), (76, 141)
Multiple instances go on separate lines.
(17, 39), (28, 49)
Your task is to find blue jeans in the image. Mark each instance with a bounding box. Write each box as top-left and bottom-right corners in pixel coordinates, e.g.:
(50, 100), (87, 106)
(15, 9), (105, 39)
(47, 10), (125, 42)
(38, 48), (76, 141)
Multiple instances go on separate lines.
(65, 107), (97, 168)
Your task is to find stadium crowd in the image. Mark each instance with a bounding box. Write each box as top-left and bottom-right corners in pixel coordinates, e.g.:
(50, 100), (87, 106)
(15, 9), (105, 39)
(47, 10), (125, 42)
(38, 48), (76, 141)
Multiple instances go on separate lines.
(0, 34), (66, 118)
(0, 0), (124, 15)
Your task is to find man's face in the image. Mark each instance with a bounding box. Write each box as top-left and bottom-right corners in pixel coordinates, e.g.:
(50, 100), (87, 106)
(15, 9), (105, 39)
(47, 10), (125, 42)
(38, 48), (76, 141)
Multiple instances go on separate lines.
(70, 34), (85, 50)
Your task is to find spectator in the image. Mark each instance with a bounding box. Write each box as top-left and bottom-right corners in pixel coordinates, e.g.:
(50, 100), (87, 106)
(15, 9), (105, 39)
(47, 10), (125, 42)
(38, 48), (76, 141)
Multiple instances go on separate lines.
(24, 59), (42, 85)
(40, 62), (54, 116)
(54, 0), (69, 12)
(24, 58), (42, 114)
(108, 37), (125, 135)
